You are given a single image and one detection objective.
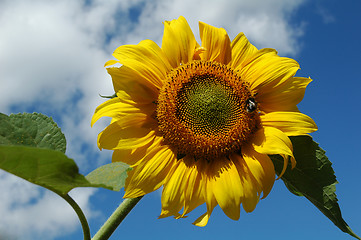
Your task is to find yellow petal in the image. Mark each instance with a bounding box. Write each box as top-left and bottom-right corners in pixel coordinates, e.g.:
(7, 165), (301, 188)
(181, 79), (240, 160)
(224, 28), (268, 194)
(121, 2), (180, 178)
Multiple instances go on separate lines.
(252, 126), (293, 156)
(112, 136), (162, 165)
(112, 40), (172, 89)
(124, 146), (176, 198)
(160, 158), (189, 218)
(112, 149), (132, 163)
(257, 77), (313, 112)
(160, 156), (206, 219)
(104, 59), (118, 67)
(193, 185), (217, 227)
(182, 162), (204, 217)
(193, 212), (209, 227)
(91, 97), (154, 127)
(91, 98), (123, 126)
(240, 48), (300, 95)
(261, 112), (318, 136)
(107, 66), (158, 103)
(97, 121), (156, 150)
(162, 16), (198, 67)
(207, 158), (242, 220)
(251, 126), (295, 177)
(199, 21), (232, 64)
(241, 146), (275, 199)
(230, 32), (258, 70)
(227, 154), (260, 213)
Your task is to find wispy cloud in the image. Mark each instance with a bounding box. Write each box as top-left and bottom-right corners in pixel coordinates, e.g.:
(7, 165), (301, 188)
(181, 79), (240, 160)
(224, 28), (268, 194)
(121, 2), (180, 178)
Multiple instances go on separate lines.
(316, 5), (336, 24)
(0, 0), (308, 238)
(113, 0), (306, 55)
(0, 172), (97, 240)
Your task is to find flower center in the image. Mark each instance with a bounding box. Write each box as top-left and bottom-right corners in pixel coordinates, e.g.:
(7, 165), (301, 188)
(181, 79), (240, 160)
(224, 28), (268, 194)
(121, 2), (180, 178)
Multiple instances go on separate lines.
(157, 61), (260, 161)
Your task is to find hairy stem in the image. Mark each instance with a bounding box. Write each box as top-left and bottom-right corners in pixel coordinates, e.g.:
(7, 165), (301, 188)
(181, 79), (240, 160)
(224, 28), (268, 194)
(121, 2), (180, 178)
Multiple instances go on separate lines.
(92, 196), (143, 240)
(61, 193), (91, 240)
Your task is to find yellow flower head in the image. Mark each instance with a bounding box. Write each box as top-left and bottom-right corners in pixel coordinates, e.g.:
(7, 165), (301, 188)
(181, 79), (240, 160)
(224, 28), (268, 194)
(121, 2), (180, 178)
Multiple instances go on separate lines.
(92, 16), (317, 226)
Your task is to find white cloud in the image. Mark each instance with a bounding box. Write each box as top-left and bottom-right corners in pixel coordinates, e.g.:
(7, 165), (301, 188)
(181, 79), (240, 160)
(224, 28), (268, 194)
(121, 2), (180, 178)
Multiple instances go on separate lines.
(0, 171), (97, 240)
(118, 0), (306, 55)
(0, 0), (308, 238)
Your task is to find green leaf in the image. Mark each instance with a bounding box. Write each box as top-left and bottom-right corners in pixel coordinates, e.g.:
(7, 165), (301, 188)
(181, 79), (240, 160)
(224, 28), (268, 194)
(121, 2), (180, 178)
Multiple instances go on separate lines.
(0, 112), (130, 240)
(0, 112), (129, 193)
(0, 145), (103, 195)
(86, 162), (131, 192)
(0, 112), (66, 153)
(270, 136), (360, 240)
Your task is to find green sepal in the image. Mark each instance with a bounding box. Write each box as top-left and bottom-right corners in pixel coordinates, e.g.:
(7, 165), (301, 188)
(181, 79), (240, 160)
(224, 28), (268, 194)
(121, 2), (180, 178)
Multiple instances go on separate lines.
(270, 136), (360, 240)
(99, 93), (117, 99)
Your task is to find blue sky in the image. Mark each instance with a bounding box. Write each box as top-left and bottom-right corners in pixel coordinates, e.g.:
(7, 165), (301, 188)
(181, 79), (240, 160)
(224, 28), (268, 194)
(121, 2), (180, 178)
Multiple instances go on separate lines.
(0, 0), (360, 239)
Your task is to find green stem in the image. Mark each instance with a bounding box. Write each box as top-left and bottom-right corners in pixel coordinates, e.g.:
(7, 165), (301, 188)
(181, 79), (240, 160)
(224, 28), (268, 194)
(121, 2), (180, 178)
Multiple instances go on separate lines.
(61, 193), (91, 240)
(92, 196), (143, 240)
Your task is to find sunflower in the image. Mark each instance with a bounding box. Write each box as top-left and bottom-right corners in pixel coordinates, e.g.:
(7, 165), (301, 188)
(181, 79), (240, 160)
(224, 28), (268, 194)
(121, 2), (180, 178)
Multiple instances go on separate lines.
(92, 16), (317, 226)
